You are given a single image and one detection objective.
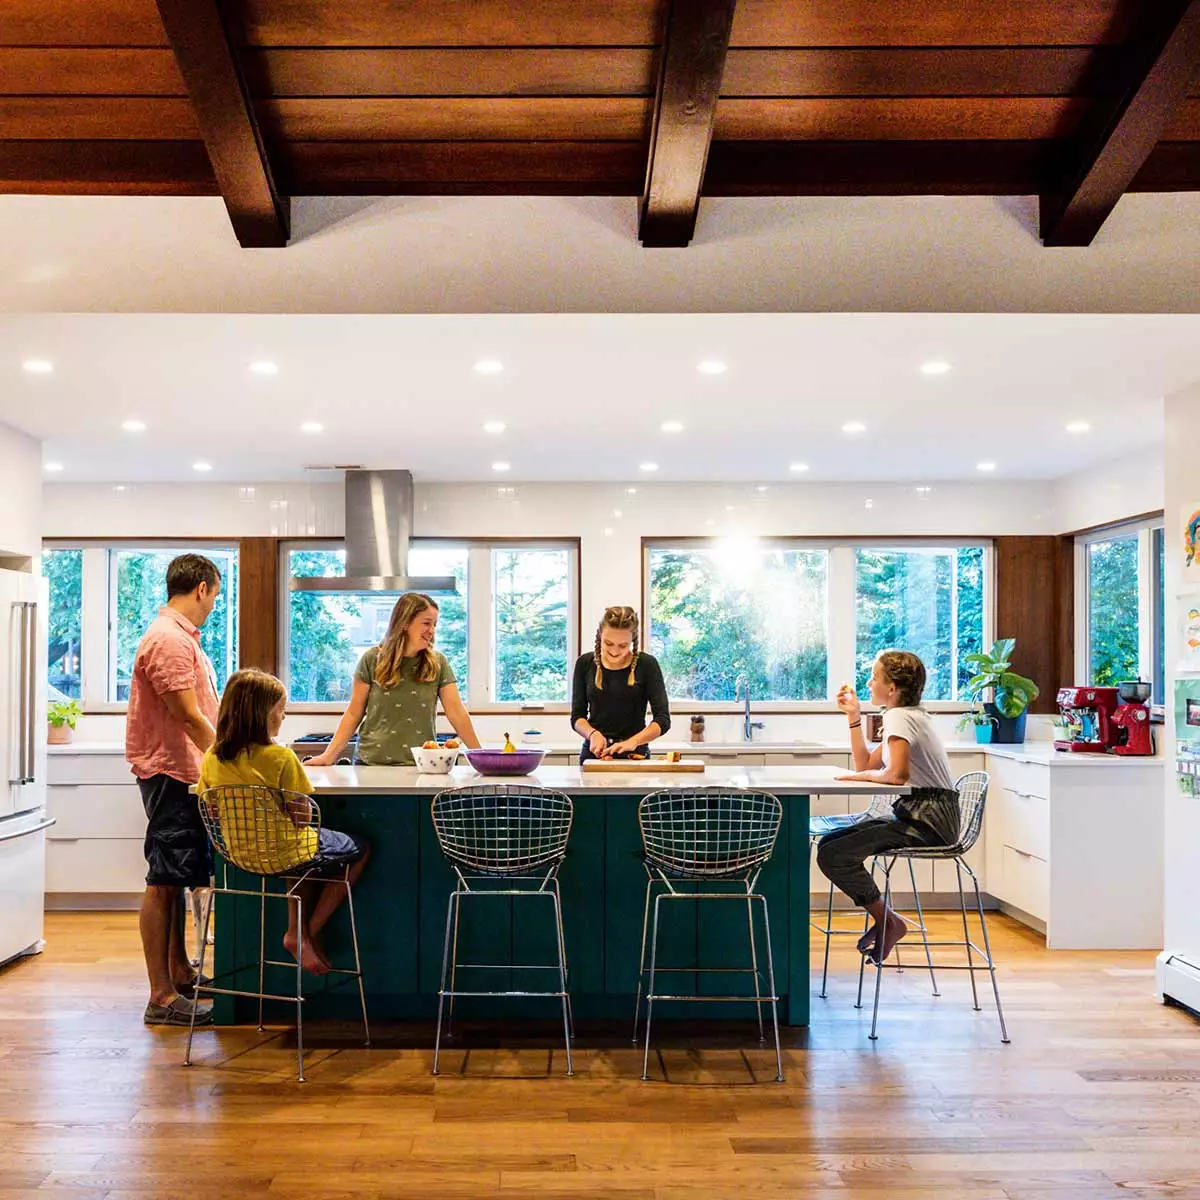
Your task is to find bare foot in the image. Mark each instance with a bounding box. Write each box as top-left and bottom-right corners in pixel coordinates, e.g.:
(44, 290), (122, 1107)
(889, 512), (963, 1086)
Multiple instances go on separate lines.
(283, 932), (330, 975)
(857, 926), (877, 954)
(867, 911), (908, 965)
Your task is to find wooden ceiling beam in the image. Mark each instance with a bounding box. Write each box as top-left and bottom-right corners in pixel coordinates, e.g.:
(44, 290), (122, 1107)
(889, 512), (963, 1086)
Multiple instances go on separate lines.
(639, 0), (737, 248)
(1040, 0), (1200, 246)
(153, 0), (289, 247)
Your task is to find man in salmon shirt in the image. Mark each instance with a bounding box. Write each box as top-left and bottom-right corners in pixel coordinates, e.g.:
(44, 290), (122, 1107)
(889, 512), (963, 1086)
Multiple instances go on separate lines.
(126, 554), (222, 1026)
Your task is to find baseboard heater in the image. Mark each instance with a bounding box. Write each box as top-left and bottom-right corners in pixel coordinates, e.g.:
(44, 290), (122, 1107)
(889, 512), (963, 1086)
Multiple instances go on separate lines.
(1157, 950), (1200, 1018)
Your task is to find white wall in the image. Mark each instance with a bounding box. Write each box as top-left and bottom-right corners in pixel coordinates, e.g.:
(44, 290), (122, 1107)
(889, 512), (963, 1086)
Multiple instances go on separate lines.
(1162, 380), (1200, 955)
(1053, 447), (1164, 534)
(0, 418), (41, 559)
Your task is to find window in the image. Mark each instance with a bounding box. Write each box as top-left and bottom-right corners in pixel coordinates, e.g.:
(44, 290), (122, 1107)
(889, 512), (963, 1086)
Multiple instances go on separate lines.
(44, 548), (82, 699)
(284, 547), (468, 704)
(42, 543), (239, 706)
(1078, 517), (1165, 704)
(283, 540), (577, 708)
(855, 546), (984, 700)
(648, 542), (829, 701)
(646, 538), (990, 707)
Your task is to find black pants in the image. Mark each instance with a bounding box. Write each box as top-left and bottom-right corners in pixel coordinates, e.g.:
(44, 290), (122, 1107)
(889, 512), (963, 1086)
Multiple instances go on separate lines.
(816, 815), (943, 908)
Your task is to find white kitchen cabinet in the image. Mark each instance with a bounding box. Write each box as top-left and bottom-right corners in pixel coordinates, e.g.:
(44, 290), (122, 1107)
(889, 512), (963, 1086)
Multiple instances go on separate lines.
(46, 838), (146, 898)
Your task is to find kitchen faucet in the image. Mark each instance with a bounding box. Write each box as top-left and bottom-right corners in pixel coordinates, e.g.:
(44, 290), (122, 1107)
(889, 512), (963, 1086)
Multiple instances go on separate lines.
(735, 673), (765, 742)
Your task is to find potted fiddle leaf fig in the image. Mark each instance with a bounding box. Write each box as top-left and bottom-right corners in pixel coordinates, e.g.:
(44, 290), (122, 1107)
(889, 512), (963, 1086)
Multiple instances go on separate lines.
(47, 698), (82, 745)
(963, 638), (1039, 744)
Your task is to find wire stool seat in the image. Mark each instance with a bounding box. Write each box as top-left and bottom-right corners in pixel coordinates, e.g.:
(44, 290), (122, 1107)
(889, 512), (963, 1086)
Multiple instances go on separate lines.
(430, 783), (575, 1076)
(185, 784), (370, 1082)
(634, 787), (785, 1083)
(855, 771), (1010, 1043)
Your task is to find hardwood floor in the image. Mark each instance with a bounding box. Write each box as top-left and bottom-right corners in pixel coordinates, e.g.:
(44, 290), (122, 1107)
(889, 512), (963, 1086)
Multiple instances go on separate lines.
(2, 912), (1199, 1199)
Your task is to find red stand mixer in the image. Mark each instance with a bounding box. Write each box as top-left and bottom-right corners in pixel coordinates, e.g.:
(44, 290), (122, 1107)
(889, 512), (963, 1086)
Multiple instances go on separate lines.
(1054, 682), (1154, 755)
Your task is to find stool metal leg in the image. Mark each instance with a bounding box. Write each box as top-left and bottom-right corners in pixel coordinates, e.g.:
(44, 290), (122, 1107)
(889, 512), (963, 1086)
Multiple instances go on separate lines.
(548, 888), (574, 1076)
(756, 893), (784, 1082)
(641, 892), (664, 1081)
(746, 893), (765, 1042)
(954, 858), (981, 1011)
(257, 877), (267, 1032)
(632, 875), (654, 1044)
(868, 861), (893, 1040)
(818, 874), (836, 999)
(183, 880), (216, 1069)
(549, 876), (574, 1040)
(343, 871), (370, 1046)
(907, 856), (939, 997)
(964, 859), (1010, 1044)
(446, 886), (463, 1038)
(432, 888), (459, 1076)
(293, 893), (305, 1082)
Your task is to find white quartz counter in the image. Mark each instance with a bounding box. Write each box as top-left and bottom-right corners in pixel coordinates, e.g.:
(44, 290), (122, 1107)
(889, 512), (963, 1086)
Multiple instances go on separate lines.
(303, 763), (910, 796)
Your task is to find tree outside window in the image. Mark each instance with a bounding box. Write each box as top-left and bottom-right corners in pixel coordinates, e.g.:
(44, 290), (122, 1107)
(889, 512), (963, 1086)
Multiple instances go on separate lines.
(493, 549), (570, 702)
(44, 548), (83, 699)
(1087, 535), (1139, 687)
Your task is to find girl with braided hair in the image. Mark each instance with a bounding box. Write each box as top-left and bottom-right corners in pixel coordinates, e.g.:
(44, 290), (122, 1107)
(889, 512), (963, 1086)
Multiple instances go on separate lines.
(570, 605), (671, 763)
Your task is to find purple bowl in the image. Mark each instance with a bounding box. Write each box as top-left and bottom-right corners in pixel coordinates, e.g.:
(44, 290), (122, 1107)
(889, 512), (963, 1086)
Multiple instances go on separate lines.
(465, 747), (546, 776)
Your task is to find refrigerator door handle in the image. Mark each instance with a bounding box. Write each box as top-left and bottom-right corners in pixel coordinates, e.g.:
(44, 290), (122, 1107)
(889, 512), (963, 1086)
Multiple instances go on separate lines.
(10, 601), (37, 785)
(0, 816), (54, 844)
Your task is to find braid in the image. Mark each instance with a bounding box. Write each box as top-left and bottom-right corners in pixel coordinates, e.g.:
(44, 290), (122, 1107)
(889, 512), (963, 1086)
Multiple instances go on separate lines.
(594, 629), (604, 690)
(627, 627), (639, 686)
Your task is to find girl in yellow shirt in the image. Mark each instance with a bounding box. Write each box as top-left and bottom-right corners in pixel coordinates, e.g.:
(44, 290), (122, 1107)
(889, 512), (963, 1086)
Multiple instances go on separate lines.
(199, 669), (369, 975)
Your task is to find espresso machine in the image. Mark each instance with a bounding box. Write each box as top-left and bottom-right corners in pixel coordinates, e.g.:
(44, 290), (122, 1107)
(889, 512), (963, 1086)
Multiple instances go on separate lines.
(1055, 683), (1154, 755)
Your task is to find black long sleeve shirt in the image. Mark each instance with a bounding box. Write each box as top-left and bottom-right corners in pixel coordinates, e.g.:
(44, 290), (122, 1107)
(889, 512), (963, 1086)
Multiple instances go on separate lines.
(570, 653), (671, 745)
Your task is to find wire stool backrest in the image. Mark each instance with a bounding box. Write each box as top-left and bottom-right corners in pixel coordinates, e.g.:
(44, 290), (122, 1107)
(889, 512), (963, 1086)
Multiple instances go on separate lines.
(638, 787), (783, 878)
(197, 784), (322, 877)
(431, 783), (573, 876)
(952, 770), (990, 853)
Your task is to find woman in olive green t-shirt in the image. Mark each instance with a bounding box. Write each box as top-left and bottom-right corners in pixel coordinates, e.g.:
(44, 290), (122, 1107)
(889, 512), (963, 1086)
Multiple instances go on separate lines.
(305, 593), (481, 766)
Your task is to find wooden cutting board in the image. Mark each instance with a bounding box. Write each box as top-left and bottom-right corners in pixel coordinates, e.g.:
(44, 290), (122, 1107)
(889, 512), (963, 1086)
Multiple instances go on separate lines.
(582, 758), (706, 772)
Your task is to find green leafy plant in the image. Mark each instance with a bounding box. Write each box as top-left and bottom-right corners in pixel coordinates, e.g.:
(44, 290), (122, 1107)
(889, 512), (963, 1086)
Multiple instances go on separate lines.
(47, 698), (83, 729)
(955, 705), (997, 734)
(962, 638), (1039, 718)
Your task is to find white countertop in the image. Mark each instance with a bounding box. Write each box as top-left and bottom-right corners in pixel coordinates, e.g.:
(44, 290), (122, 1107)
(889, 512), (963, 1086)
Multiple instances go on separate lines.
(303, 763), (911, 796)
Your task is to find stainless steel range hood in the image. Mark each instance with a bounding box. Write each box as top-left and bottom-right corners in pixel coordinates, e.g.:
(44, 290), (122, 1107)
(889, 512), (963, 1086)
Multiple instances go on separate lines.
(290, 469), (457, 594)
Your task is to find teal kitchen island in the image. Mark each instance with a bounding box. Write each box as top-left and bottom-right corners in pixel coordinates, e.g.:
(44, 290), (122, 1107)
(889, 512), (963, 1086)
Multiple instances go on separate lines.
(210, 764), (907, 1027)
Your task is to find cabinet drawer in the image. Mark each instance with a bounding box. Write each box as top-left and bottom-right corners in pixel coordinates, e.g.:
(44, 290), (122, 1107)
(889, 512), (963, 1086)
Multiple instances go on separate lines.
(763, 753), (850, 769)
(46, 785), (146, 840)
(47, 754), (137, 787)
(698, 751), (765, 766)
(1001, 844), (1048, 921)
(986, 755), (1050, 801)
(46, 838), (146, 894)
(995, 786), (1049, 861)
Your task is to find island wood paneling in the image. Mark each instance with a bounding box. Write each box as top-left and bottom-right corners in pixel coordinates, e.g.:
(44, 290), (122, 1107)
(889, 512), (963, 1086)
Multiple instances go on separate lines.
(0, 48), (184, 94)
(994, 535), (1073, 714)
(238, 537), (279, 676)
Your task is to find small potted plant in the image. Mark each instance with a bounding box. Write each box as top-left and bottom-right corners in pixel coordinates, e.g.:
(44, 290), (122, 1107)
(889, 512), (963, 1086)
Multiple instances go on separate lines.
(47, 698), (83, 745)
(957, 705), (998, 745)
(962, 638), (1040, 744)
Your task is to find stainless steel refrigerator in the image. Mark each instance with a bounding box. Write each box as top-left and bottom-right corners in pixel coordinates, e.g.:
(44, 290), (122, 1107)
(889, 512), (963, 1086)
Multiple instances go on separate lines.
(0, 568), (51, 967)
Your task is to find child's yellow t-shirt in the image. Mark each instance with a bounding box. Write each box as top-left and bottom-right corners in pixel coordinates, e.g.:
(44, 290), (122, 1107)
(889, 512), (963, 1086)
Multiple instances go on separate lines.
(197, 743), (318, 871)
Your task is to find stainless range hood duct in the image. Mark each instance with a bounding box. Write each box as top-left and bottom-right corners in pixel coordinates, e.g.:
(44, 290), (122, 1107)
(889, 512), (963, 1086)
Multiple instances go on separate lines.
(289, 469), (457, 594)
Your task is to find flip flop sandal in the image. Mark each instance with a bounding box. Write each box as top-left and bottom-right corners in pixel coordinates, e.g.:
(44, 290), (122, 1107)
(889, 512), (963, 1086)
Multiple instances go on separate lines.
(143, 996), (213, 1026)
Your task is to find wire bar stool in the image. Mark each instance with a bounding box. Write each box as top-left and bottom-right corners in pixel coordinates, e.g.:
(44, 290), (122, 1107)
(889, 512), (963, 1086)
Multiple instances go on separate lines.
(809, 793), (940, 998)
(634, 787), (785, 1083)
(185, 785), (370, 1082)
(855, 771), (1010, 1043)
(430, 783), (575, 1077)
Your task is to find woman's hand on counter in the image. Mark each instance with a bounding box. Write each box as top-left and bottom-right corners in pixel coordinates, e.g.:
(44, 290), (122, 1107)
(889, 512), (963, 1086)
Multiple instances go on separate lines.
(303, 752), (337, 767)
(606, 738), (641, 758)
(588, 730), (609, 758)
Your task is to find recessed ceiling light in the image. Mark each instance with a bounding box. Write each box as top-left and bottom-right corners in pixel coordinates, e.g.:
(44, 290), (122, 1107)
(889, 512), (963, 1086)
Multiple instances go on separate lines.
(474, 359), (504, 375)
(43, 461), (63, 472)
(639, 462), (659, 472)
(248, 360), (278, 376)
(121, 419), (147, 433)
(920, 360), (952, 376)
(299, 421), (324, 434)
(1065, 420), (1091, 434)
(612, 509), (623, 518)
(976, 461), (997, 472)
(697, 360), (727, 376)
(491, 461), (511, 472)
(756, 485), (769, 493)
(789, 462), (809, 473)
(624, 487), (638, 496)
(865, 498), (875, 510)
(602, 527), (614, 537)
(842, 421), (866, 434)
(483, 420), (506, 434)
(23, 359), (54, 375)
(192, 460), (213, 473)
(914, 485), (933, 495)
(661, 420), (684, 434)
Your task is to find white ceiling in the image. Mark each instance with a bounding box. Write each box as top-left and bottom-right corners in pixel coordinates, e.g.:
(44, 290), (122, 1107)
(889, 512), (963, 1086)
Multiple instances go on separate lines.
(0, 311), (1192, 483)
(2, 191), (1197, 485)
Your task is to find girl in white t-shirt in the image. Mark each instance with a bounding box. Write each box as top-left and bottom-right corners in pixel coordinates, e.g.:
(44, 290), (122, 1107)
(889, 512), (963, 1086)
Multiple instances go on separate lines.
(816, 650), (960, 964)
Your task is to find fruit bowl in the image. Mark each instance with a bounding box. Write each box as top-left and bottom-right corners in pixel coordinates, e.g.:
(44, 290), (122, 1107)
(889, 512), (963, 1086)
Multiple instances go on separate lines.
(464, 747), (546, 776)
(411, 745), (462, 774)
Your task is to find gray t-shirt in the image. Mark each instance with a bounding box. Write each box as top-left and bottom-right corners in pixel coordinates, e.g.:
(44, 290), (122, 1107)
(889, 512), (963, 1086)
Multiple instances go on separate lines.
(880, 705), (955, 791)
(353, 647), (456, 765)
